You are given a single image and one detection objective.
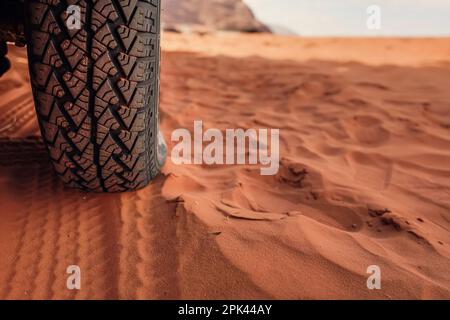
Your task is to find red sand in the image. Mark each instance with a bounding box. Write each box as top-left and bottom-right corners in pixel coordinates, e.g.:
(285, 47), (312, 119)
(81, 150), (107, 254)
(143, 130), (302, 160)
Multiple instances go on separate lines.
(0, 33), (449, 299)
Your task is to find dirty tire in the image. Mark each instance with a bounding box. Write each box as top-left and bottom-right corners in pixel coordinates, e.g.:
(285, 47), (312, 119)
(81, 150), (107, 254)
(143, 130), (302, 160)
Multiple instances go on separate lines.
(24, 0), (164, 192)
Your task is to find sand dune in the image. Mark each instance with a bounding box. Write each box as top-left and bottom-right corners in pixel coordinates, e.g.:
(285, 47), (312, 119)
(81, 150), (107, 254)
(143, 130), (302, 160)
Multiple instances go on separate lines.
(0, 34), (449, 299)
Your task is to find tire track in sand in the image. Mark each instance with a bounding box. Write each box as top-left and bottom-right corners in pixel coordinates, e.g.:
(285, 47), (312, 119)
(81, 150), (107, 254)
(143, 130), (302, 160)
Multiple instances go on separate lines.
(0, 162), (56, 299)
(76, 192), (122, 299)
(0, 93), (35, 136)
(118, 177), (181, 299)
(0, 163), (36, 299)
(0, 140), (122, 299)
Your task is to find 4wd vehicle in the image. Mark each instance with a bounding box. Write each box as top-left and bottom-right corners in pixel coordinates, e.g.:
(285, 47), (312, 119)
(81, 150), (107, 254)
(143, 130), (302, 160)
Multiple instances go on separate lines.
(0, 0), (166, 192)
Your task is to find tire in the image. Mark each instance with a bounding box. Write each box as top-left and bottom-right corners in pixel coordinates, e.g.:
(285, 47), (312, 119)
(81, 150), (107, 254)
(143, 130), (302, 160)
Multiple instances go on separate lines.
(24, 0), (166, 192)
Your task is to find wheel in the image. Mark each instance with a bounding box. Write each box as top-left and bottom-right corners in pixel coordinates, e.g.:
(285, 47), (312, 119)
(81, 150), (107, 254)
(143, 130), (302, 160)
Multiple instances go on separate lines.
(24, 0), (166, 192)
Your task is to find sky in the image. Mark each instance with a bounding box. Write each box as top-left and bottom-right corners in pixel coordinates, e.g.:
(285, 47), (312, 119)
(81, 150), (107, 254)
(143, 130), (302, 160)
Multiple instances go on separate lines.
(243, 0), (450, 36)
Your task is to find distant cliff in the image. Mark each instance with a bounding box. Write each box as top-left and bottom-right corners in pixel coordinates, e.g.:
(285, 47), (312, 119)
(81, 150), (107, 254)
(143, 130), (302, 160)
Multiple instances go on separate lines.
(162, 0), (270, 33)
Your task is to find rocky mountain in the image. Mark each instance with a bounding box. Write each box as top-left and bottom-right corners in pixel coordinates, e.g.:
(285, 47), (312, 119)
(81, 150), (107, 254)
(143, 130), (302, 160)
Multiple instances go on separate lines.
(161, 0), (270, 33)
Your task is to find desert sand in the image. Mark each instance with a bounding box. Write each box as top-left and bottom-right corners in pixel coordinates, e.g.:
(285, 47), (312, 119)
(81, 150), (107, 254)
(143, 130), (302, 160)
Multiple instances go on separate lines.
(0, 33), (449, 299)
